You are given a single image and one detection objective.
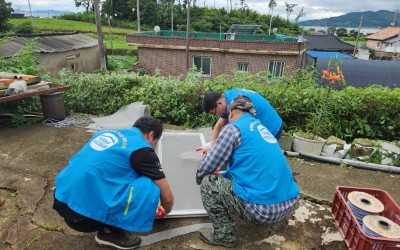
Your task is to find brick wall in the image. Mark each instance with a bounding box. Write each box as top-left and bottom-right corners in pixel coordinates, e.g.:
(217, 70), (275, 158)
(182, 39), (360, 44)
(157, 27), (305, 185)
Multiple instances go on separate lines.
(128, 35), (304, 78)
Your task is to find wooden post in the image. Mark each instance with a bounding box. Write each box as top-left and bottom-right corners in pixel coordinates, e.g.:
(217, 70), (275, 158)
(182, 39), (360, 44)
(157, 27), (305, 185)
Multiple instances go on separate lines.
(94, 0), (107, 71)
(353, 15), (363, 57)
(185, 0), (191, 71)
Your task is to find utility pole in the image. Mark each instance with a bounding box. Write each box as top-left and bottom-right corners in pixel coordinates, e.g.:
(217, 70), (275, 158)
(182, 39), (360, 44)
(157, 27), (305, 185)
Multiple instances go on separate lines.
(107, 15), (114, 55)
(392, 7), (399, 26)
(185, 0), (191, 71)
(353, 15), (363, 57)
(94, 0), (107, 71)
(27, 0), (32, 17)
(137, 0), (141, 33)
(171, 0), (174, 31)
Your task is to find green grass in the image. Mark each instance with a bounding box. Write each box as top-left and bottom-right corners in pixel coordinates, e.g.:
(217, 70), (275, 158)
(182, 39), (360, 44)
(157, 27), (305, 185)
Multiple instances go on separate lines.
(10, 18), (136, 50)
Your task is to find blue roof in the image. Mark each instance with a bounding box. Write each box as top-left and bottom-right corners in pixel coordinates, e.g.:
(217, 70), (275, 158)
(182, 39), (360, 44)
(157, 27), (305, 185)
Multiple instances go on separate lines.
(307, 51), (353, 59)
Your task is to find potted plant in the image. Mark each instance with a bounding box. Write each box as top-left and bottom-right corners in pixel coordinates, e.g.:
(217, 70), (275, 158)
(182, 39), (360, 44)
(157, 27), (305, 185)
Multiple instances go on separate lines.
(292, 61), (345, 155)
(278, 130), (294, 151)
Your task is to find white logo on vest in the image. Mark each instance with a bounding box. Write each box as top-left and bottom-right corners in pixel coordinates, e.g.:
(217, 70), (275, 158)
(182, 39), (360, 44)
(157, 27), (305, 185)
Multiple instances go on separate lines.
(90, 133), (119, 151)
(257, 125), (277, 144)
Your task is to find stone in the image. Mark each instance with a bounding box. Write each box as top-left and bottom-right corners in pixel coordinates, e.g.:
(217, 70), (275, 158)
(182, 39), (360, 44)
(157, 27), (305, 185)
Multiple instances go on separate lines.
(0, 197), (5, 207)
(351, 143), (375, 157)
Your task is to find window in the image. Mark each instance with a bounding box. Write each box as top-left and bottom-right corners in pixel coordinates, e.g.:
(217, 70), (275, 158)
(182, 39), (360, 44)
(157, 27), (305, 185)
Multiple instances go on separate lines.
(193, 57), (211, 76)
(237, 63), (248, 72)
(267, 61), (285, 78)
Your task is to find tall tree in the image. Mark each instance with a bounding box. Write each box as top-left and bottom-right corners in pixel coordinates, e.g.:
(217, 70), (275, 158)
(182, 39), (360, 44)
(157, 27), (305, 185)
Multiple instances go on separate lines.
(294, 7), (305, 23)
(284, 2), (297, 22)
(0, 0), (13, 32)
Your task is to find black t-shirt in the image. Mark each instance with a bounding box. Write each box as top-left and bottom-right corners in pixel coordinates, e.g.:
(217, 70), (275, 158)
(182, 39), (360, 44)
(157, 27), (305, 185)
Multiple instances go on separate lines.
(130, 148), (165, 180)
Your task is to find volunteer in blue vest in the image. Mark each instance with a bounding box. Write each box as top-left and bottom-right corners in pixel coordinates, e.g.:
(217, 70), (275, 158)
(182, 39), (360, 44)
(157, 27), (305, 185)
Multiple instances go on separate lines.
(196, 88), (283, 154)
(196, 95), (299, 248)
(53, 116), (174, 250)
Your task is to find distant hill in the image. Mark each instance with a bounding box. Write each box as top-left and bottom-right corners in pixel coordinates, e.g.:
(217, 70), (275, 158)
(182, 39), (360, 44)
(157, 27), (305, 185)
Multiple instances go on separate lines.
(12, 9), (76, 17)
(299, 10), (397, 28)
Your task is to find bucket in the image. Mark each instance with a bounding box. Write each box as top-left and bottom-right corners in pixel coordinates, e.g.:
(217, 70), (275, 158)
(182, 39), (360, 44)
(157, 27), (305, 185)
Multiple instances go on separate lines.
(40, 92), (66, 121)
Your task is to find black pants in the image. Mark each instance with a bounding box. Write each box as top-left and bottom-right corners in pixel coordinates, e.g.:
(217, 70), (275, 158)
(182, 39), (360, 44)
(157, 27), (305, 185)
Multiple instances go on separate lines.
(53, 191), (123, 233)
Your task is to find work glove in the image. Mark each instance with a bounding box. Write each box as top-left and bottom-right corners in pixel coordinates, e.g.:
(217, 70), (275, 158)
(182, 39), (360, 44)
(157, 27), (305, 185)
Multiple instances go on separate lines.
(155, 205), (166, 218)
(195, 141), (213, 157)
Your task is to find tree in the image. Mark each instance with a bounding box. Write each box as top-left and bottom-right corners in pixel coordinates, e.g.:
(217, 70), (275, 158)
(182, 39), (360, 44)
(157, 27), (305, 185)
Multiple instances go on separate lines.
(327, 26), (336, 35)
(284, 2), (297, 22)
(336, 27), (347, 37)
(294, 7), (305, 23)
(268, 0), (277, 35)
(0, 0), (13, 33)
(74, 0), (94, 13)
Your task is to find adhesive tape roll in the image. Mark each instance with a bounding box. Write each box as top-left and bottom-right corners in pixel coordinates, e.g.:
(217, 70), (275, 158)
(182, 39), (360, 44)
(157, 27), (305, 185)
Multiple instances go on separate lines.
(363, 215), (400, 239)
(348, 191), (384, 214)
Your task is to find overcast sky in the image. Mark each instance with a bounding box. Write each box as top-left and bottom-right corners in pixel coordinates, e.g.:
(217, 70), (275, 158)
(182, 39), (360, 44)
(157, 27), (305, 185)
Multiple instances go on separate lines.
(10, 0), (399, 21)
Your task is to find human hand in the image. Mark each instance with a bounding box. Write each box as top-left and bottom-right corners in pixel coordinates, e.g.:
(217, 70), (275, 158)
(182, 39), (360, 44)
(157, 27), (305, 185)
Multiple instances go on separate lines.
(195, 141), (213, 156)
(155, 205), (166, 218)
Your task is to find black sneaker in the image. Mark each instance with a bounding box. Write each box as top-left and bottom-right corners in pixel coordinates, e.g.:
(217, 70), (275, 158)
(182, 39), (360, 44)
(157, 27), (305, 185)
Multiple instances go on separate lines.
(198, 228), (237, 248)
(95, 228), (141, 249)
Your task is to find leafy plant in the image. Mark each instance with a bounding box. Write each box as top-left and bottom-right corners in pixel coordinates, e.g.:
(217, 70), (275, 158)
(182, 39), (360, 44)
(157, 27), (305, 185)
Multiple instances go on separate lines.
(0, 39), (41, 75)
(14, 20), (34, 34)
(300, 59), (345, 139)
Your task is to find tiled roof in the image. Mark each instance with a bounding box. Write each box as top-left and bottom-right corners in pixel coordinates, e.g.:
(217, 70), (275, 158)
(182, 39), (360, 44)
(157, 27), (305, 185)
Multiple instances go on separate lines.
(0, 33), (98, 58)
(365, 27), (400, 41)
(303, 34), (354, 51)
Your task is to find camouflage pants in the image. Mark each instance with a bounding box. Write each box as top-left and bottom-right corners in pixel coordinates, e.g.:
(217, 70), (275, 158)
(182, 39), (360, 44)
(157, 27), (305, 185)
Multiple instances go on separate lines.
(200, 174), (259, 242)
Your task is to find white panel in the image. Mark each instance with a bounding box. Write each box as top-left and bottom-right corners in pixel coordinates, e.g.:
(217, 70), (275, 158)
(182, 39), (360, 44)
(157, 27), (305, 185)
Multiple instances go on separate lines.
(156, 132), (208, 217)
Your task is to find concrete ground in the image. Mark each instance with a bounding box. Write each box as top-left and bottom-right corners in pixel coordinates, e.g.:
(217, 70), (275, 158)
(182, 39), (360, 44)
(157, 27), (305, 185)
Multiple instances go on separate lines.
(0, 122), (399, 250)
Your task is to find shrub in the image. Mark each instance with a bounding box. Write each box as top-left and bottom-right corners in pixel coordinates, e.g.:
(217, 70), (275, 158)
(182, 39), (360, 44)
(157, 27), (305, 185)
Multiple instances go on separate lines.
(14, 20), (34, 34)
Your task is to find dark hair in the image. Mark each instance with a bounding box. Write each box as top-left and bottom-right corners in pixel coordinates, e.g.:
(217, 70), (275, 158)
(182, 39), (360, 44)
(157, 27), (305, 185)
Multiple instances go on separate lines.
(133, 116), (163, 139)
(203, 91), (222, 112)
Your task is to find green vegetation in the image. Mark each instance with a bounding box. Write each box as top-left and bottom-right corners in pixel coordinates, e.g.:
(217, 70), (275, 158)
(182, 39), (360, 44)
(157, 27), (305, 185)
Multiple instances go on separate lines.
(14, 20), (34, 34)
(8, 66), (396, 141)
(9, 18), (134, 34)
(299, 10), (395, 28)
(10, 18), (136, 51)
(0, 0), (13, 32)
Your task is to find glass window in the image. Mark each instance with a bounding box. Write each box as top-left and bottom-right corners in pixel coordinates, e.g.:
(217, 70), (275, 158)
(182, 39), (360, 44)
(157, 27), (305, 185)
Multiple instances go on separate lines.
(193, 57), (212, 76)
(267, 61), (285, 78)
(237, 63), (248, 72)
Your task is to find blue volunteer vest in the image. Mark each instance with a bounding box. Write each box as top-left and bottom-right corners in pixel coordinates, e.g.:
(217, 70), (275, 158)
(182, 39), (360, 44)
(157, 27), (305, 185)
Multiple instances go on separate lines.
(221, 113), (299, 205)
(55, 128), (160, 232)
(224, 88), (282, 137)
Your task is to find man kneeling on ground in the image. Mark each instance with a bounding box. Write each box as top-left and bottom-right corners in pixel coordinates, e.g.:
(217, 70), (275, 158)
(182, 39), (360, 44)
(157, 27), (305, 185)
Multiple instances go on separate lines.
(195, 95), (299, 248)
(53, 116), (174, 250)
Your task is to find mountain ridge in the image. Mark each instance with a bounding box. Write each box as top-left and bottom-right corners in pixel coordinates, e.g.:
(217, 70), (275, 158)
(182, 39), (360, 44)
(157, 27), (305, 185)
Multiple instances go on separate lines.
(299, 10), (397, 28)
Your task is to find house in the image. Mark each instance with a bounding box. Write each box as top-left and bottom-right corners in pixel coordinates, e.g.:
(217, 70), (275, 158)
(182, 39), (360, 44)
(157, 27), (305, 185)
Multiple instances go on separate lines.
(365, 27), (400, 60)
(314, 57), (400, 89)
(303, 34), (355, 55)
(0, 32), (100, 75)
(126, 25), (304, 79)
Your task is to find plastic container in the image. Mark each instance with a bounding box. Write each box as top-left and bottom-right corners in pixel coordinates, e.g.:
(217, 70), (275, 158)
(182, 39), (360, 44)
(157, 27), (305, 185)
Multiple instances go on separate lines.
(292, 133), (325, 155)
(331, 186), (400, 250)
(39, 92), (66, 121)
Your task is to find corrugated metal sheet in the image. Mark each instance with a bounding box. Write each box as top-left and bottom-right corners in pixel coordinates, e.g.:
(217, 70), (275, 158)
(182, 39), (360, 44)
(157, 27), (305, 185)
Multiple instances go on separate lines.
(0, 34), (98, 58)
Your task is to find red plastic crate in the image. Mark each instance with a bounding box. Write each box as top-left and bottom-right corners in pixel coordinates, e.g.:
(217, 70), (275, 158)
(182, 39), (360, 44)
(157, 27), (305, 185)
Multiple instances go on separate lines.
(331, 186), (400, 250)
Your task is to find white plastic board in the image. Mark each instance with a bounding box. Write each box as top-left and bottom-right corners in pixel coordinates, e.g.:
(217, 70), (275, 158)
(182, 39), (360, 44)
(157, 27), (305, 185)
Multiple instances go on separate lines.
(156, 132), (208, 217)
